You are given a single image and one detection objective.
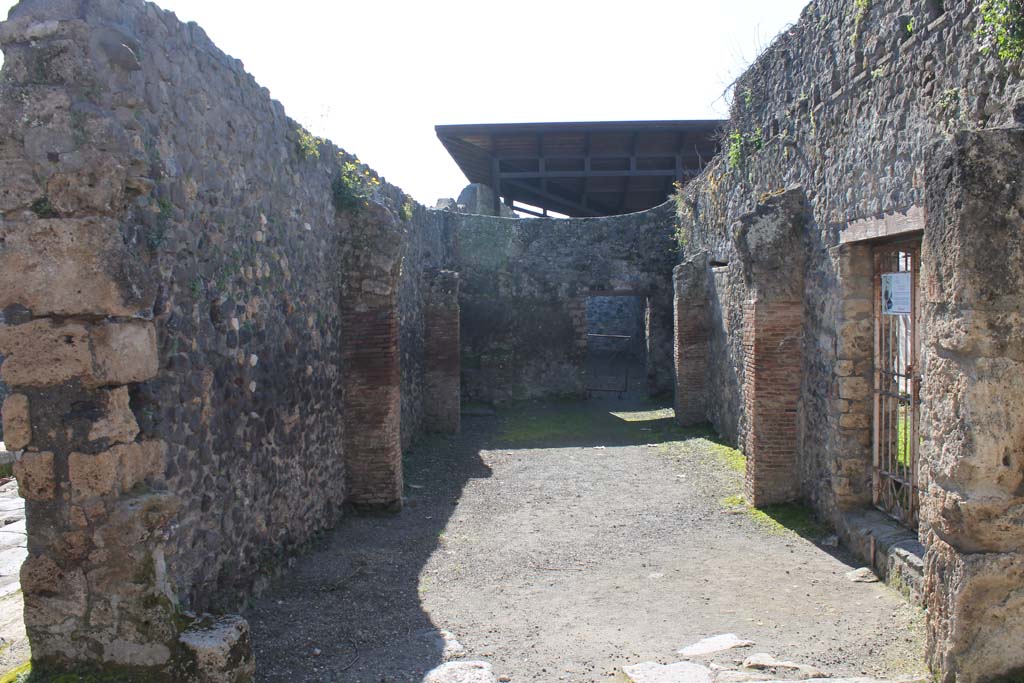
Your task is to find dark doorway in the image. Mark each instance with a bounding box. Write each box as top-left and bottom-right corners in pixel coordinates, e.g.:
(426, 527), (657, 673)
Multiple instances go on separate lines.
(583, 295), (647, 398)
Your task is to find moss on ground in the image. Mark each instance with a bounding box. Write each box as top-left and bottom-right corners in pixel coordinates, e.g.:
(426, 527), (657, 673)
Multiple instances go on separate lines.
(495, 397), (830, 544)
(496, 399), (688, 448)
(721, 494), (831, 540)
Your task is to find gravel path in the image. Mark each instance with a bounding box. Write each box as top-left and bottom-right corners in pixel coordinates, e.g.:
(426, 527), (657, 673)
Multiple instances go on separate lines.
(247, 395), (925, 682)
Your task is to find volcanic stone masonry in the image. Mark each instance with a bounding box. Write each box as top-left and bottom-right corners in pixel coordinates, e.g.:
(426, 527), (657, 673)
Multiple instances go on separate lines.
(0, 0), (1022, 681)
(0, 0), (455, 678)
(670, 0), (1024, 681)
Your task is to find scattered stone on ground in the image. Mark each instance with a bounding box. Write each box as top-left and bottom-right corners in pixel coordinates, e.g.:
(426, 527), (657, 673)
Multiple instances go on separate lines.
(623, 661), (712, 683)
(422, 661), (496, 683)
(419, 629), (467, 661)
(741, 653), (827, 678)
(679, 633), (755, 657)
(845, 568), (880, 583)
(714, 672), (774, 683)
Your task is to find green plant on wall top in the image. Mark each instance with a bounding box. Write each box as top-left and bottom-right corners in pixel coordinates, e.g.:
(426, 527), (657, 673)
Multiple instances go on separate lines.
(976, 0), (1024, 62)
(400, 196), (415, 222)
(296, 127), (324, 160)
(332, 159), (380, 213)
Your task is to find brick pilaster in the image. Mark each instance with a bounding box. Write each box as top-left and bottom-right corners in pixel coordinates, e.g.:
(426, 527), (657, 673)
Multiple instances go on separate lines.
(340, 307), (403, 507)
(673, 258), (709, 425)
(742, 300), (803, 506)
(339, 204), (407, 509)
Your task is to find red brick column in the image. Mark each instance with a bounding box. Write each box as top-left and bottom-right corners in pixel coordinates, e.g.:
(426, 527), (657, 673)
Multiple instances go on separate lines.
(424, 270), (461, 434)
(743, 300), (803, 506)
(339, 205), (407, 509)
(341, 307), (402, 507)
(673, 258), (709, 425)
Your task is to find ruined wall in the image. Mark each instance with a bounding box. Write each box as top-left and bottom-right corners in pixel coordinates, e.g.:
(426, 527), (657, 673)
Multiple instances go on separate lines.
(455, 202), (677, 403)
(671, 0), (1024, 680)
(677, 0), (1024, 518)
(0, 0), (449, 676)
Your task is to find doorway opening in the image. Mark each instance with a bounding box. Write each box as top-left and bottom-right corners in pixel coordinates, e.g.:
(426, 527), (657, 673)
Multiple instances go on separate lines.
(872, 241), (921, 529)
(583, 295), (647, 399)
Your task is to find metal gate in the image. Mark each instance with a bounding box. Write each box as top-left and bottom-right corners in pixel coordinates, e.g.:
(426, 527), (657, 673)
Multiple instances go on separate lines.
(872, 242), (921, 529)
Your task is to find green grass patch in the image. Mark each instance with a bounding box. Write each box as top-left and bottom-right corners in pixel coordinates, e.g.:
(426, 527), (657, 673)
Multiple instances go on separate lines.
(721, 494), (830, 541)
(496, 398), (687, 448)
(710, 442), (746, 474)
(493, 397), (728, 454)
(0, 663), (30, 683)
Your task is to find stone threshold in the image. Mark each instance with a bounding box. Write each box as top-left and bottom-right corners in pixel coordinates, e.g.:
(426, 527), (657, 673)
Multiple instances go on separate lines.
(836, 508), (925, 604)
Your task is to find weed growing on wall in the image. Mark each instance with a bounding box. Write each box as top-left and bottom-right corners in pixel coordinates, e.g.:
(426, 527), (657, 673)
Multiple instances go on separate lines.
(851, 0), (872, 47)
(976, 0), (1024, 62)
(332, 159), (380, 213)
(296, 127), (324, 159)
(671, 181), (692, 248)
(727, 131), (744, 168)
(400, 196), (415, 222)
(726, 128), (764, 170)
(30, 196), (57, 218)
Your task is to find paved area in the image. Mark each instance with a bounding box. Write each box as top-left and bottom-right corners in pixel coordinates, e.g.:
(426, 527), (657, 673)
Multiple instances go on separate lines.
(0, 463), (29, 676)
(247, 393), (926, 683)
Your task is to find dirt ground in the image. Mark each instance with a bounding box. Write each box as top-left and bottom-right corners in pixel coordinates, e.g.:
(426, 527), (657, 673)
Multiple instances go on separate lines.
(246, 392), (926, 683)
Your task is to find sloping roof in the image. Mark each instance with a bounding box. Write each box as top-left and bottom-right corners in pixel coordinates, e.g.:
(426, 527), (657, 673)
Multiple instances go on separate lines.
(436, 120), (724, 217)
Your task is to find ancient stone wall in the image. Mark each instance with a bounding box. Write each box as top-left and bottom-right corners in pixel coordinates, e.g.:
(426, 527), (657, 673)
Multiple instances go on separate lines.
(0, 0), (451, 677)
(920, 128), (1024, 683)
(677, 0), (1024, 520)
(672, 0), (1024, 680)
(454, 202), (677, 403)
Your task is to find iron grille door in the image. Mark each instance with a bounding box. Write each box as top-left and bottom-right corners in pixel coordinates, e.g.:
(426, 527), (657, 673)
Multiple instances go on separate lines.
(872, 242), (921, 529)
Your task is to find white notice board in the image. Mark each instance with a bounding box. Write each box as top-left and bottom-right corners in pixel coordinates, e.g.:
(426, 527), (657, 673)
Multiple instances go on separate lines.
(881, 272), (912, 315)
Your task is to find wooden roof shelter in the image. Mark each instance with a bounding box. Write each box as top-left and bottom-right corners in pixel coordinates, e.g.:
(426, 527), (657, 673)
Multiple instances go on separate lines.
(435, 120), (724, 217)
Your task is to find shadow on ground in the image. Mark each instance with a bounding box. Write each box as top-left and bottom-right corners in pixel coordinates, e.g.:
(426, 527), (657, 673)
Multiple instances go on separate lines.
(246, 416), (494, 682)
(246, 387), (858, 681)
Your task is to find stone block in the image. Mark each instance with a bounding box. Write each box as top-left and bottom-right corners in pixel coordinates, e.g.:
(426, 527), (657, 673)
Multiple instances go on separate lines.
(21, 556), (87, 619)
(925, 538), (1024, 683)
(90, 322), (159, 385)
(178, 614), (256, 683)
(918, 485), (1024, 554)
(69, 441), (165, 500)
(46, 156), (126, 216)
(118, 440), (166, 490)
(13, 450), (55, 501)
(423, 661), (496, 683)
(0, 159), (43, 212)
(88, 386), (139, 445)
(0, 217), (155, 317)
(837, 376), (870, 400)
(2, 393), (31, 450)
(68, 447), (120, 500)
(835, 319), (872, 358)
(0, 319), (158, 388)
(0, 320), (92, 387)
(838, 412), (870, 430)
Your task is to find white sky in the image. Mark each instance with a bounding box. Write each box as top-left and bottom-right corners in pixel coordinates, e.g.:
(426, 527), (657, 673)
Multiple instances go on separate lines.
(1, 0), (809, 204)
